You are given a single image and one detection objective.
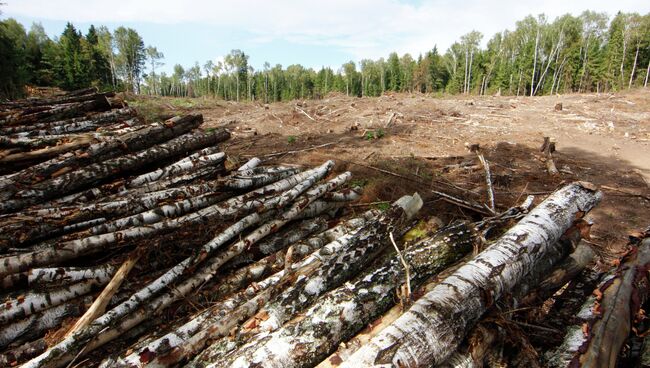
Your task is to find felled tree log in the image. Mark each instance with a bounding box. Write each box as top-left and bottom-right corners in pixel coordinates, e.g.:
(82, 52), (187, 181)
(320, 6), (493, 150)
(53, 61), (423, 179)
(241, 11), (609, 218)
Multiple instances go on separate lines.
(126, 210), (383, 368)
(0, 183), (229, 249)
(238, 193), (423, 336)
(203, 214), (372, 304)
(20, 163), (338, 368)
(0, 274), (112, 325)
(2, 128), (230, 213)
(0, 114), (203, 198)
(0, 108), (137, 136)
(545, 236), (650, 367)
(338, 182), (602, 367)
(1, 264), (116, 290)
(0, 135), (98, 168)
(0, 163), (331, 276)
(211, 222), (477, 368)
(0, 90), (107, 109)
(0, 133), (109, 150)
(79, 191), (233, 236)
(223, 217), (329, 270)
(520, 241), (596, 306)
(0, 296), (92, 348)
(0, 96), (112, 126)
(238, 157), (261, 171)
(125, 151), (225, 188)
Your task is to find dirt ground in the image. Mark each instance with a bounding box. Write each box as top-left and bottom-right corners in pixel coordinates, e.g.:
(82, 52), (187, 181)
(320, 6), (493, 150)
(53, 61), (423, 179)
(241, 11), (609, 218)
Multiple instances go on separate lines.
(134, 90), (650, 261)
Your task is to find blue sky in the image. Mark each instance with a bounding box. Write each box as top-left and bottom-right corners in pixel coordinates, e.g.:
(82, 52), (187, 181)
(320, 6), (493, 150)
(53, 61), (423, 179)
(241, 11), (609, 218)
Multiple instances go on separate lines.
(3, 0), (649, 75)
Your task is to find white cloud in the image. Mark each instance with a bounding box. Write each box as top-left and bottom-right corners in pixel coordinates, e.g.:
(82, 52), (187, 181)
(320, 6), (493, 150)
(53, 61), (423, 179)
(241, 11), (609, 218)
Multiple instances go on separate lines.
(5, 0), (649, 58)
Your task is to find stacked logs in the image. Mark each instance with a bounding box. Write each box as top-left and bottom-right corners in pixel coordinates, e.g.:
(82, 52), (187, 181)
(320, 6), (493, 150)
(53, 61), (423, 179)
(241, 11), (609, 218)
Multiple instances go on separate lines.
(1, 91), (647, 368)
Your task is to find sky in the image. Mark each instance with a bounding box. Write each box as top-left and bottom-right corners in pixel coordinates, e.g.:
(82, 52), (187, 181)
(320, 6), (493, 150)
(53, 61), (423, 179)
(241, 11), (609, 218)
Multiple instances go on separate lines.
(3, 0), (649, 74)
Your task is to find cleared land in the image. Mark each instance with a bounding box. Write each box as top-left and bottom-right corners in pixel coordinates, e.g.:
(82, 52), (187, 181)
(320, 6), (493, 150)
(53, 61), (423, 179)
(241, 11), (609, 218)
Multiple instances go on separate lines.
(134, 90), (650, 259)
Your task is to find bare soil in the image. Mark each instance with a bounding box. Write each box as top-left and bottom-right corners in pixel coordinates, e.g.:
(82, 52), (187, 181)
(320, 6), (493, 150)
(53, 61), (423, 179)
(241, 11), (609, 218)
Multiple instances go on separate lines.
(133, 90), (650, 261)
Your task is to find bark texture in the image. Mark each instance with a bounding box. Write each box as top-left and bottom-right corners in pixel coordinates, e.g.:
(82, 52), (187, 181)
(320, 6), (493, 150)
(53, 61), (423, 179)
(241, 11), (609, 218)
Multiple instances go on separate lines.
(339, 182), (601, 367)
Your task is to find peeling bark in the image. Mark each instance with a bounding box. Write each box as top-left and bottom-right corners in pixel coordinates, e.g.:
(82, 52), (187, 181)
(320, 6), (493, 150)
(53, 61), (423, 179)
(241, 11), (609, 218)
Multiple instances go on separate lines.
(339, 182), (601, 367)
(213, 222), (476, 368)
(0, 275), (111, 324)
(0, 296), (92, 348)
(241, 193), (423, 336)
(20, 162), (337, 368)
(545, 236), (650, 367)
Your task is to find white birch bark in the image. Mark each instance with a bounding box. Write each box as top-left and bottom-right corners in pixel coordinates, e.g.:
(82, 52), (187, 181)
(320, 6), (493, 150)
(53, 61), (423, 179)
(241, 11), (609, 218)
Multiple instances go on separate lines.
(339, 182), (602, 367)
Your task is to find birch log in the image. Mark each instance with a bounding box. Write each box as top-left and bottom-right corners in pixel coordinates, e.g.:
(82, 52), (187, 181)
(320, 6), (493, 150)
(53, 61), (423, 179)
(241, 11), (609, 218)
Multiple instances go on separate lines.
(0, 275), (111, 324)
(125, 151), (225, 188)
(0, 114), (202, 197)
(212, 222), (476, 368)
(19, 162), (336, 368)
(111, 210), (378, 368)
(12, 129), (229, 202)
(241, 193), (423, 336)
(0, 163), (331, 276)
(339, 182), (602, 367)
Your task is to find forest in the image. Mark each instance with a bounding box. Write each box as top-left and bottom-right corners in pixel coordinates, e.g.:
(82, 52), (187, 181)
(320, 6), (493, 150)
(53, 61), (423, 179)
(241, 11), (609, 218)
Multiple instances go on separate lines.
(1, 10), (649, 100)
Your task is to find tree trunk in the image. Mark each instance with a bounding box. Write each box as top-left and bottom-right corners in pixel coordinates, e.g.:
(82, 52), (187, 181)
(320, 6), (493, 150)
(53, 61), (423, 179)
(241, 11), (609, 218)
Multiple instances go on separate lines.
(1, 127), (229, 213)
(223, 217), (328, 271)
(125, 151), (225, 188)
(211, 222), (476, 368)
(520, 241), (595, 306)
(0, 97), (112, 126)
(0, 296), (91, 348)
(19, 163), (339, 368)
(0, 114), (203, 199)
(1, 264), (116, 290)
(0, 107), (136, 136)
(531, 28), (539, 97)
(0, 276), (112, 325)
(339, 182), (602, 367)
(629, 43), (640, 89)
(545, 236), (650, 367)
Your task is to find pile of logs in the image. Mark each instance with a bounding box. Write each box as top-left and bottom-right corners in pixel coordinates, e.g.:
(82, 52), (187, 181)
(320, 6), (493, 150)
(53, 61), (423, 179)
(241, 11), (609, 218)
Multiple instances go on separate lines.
(1, 91), (648, 368)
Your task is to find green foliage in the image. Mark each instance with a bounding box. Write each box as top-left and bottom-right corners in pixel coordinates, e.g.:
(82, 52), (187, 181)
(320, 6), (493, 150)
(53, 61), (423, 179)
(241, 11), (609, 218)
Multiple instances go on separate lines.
(287, 135), (297, 144)
(0, 20), (26, 98)
(375, 202), (391, 211)
(364, 128), (385, 140)
(2, 11), (650, 101)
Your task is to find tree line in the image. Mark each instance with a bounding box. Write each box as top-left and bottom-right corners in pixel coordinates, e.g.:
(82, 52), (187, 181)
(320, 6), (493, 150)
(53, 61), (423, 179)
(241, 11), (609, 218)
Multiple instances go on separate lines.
(1, 10), (649, 100)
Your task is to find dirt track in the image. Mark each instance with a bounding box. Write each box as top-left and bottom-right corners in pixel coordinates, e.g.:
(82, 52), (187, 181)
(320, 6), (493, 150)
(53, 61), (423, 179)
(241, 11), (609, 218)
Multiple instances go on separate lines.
(135, 90), (650, 260)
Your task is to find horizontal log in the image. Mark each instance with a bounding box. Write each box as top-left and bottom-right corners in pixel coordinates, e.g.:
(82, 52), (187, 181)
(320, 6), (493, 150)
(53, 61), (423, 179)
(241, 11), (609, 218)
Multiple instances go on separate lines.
(0, 96), (112, 126)
(19, 162), (337, 368)
(2, 128), (229, 213)
(213, 222), (476, 368)
(339, 182), (602, 367)
(0, 114), (203, 201)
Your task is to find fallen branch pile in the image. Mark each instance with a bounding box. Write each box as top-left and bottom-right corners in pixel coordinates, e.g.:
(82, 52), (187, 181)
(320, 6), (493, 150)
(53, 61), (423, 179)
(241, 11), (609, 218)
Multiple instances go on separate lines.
(1, 91), (646, 368)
